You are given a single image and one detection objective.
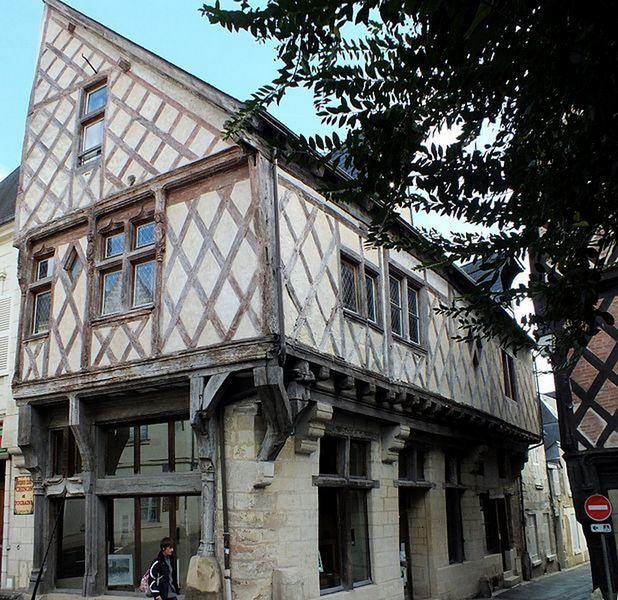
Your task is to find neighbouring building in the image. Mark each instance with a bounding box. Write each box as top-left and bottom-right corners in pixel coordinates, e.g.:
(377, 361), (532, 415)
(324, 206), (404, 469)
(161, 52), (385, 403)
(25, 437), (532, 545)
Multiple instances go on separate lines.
(0, 167), (35, 589)
(552, 274), (618, 600)
(521, 436), (559, 578)
(13, 2), (542, 599)
(541, 394), (589, 570)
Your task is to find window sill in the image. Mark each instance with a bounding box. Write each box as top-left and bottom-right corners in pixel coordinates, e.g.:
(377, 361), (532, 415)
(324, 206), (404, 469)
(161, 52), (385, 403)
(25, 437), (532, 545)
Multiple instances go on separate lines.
(313, 475), (379, 489)
(343, 309), (384, 333)
(392, 334), (427, 354)
(320, 581), (375, 597)
(531, 558), (543, 567)
(394, 479), (433, 489)
(76, 156), (101, 174)
(23, 331), (49, 342)
(546, 553), (556, 562)
(92, 304), (154, 326)
(443, 482), (466, 490)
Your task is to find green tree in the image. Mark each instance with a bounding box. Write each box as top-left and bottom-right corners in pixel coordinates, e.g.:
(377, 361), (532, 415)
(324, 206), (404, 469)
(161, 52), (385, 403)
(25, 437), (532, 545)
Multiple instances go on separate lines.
(200, 0), (618, 359)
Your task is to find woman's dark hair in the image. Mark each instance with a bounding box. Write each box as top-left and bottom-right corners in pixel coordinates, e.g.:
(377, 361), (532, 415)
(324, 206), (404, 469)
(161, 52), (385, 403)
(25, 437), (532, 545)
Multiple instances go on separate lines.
(160, 537), (176, 551)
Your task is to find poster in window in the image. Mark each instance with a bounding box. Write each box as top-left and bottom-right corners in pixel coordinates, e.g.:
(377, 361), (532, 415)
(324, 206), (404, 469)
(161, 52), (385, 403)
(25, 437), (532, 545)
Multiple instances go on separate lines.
(107, 554), (134, 586)
(14, 475), (33, 515)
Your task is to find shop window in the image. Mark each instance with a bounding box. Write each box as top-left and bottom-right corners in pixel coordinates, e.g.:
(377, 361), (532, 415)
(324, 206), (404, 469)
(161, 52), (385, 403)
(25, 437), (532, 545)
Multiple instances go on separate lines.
(445, 488), (465, 563)
(105, 418), (196, 476)
(51, 428), (82, 478)
(97, 217), (156, 316)
(107, 495), (200, 590)
(317, 436), (373, 592)
(445, 452), (461, 485)
(340, 254), (382, 324)
(398, 445), (426, 482)
(56, 497), (86, 588)
(78, 82), (107, 165)
(501, 349), (517, 400)
(389, 270), (422, 343)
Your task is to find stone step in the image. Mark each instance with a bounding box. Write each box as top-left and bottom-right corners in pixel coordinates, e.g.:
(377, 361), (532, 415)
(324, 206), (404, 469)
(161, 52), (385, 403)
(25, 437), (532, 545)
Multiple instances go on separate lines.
(503, 573), (522, 588)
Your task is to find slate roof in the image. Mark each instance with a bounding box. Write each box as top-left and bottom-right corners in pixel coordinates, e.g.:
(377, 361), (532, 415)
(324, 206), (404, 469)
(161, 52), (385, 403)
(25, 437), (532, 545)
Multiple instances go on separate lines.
(0, 167), (18, 227)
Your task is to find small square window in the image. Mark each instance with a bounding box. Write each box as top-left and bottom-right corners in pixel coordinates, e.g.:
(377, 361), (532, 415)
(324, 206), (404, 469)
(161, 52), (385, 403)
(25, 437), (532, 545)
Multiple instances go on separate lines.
(133, 261), (155, 307)
(105, 233), (125, 258)
(136, 222), (156, 248)
(82, 119), (104, 154)
(36, 258), (54, 280)
(85, 85), (108, 115)
(33, 290), (51, 334)
(101, 270), (122, 315)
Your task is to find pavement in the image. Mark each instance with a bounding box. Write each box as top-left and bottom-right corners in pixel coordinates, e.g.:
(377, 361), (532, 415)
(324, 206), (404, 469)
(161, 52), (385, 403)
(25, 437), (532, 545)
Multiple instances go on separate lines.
(494, 563), (593, 600)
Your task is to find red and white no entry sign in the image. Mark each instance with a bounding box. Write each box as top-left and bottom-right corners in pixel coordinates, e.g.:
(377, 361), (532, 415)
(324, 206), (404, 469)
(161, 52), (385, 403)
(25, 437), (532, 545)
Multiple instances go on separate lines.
(584, 494), (613, 522)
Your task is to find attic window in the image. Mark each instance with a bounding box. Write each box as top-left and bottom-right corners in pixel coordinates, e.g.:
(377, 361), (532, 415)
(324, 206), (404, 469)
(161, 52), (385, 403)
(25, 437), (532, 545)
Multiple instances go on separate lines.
(78, 82), (107, 165)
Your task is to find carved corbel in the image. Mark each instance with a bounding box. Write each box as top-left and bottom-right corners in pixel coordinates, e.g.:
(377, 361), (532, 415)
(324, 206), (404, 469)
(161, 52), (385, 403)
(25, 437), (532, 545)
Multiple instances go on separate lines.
(254, 365), (292, 461)
(334, 372), (355, 397)
(286, 360), (315, 417)
(356, 381), (376, 404)
(18, 405), (45, 480)
(190, 371), (233, 434)
(68, 394), (95, 473)
(381, 424), (411, 464)
(294, 401), (334, 455)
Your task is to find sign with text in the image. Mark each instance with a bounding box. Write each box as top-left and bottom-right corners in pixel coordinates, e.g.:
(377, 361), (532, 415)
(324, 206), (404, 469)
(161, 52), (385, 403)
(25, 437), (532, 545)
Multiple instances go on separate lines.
(584, 494), (612, 522)
(14, 475), (34, 515)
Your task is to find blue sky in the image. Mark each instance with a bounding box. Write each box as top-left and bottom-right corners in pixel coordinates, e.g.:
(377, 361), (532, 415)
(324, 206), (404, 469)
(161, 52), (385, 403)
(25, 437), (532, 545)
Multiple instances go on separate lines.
(0, 0), (323, 178)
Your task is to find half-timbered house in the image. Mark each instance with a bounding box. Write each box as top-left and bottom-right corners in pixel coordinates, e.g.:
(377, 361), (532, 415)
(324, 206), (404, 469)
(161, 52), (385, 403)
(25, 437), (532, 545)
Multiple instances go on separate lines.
(14, 2), (541, 599)
(552, 267), (618, 596)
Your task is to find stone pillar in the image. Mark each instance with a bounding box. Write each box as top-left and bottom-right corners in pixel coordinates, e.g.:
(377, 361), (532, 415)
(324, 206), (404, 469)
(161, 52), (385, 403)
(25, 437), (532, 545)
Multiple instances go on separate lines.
(28, 475), (48, 591)
(186, 415), (222, 599)
(196, 417), (218, 557)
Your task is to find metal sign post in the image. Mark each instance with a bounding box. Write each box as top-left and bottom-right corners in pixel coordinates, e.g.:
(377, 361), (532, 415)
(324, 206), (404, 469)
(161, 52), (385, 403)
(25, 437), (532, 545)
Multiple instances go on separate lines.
(584, 494), (615, 600)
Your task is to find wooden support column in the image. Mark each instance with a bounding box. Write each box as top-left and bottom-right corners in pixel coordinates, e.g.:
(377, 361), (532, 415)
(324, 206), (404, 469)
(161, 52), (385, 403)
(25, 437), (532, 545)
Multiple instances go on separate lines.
(190, 375), (220, 558)
(18, 404), (51, 591)
(69, 395), (104, 595)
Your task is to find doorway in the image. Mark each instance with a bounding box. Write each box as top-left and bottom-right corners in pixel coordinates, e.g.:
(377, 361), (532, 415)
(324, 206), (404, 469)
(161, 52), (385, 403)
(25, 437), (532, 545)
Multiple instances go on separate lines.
(481, 494), (512, 570)
(399, 489), (431, 599)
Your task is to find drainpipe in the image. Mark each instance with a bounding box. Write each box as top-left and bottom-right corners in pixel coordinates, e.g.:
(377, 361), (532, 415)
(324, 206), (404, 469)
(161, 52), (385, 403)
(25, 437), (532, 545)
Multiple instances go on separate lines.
(218, 409), (232, 600)
(518, 474), (532, 580)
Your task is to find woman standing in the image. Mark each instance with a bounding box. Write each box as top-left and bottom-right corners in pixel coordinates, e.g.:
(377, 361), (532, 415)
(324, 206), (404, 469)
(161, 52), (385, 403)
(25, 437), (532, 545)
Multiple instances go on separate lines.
(148, 537), (180, 600)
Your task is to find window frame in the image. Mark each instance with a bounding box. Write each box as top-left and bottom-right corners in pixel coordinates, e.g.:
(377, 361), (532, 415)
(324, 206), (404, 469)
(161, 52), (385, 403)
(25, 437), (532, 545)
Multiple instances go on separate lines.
(315, 435), (375, 594)
(96, 216), (157, 318)
(397, 444), (429, 487)
(78, 80), (108, 166)
(27, 251), (55, 337)
(340, 252), (382, 327)
(388, 267), (423, 346)
(501, 349), (517, 400)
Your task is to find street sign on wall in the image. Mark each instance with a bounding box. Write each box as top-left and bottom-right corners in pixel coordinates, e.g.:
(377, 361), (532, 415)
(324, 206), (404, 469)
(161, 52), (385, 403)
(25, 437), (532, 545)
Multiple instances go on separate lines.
(584, 494), (613, 522)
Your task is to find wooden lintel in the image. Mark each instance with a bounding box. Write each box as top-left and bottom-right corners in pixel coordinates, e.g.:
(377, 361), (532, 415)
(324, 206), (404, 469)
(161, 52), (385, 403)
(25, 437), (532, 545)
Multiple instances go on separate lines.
(95, 473), (201, 496)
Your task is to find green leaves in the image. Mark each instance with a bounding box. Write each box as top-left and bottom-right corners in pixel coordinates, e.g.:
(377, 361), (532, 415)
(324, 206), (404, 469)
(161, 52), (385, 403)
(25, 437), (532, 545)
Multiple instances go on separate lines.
(199, 0), (618, 357)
